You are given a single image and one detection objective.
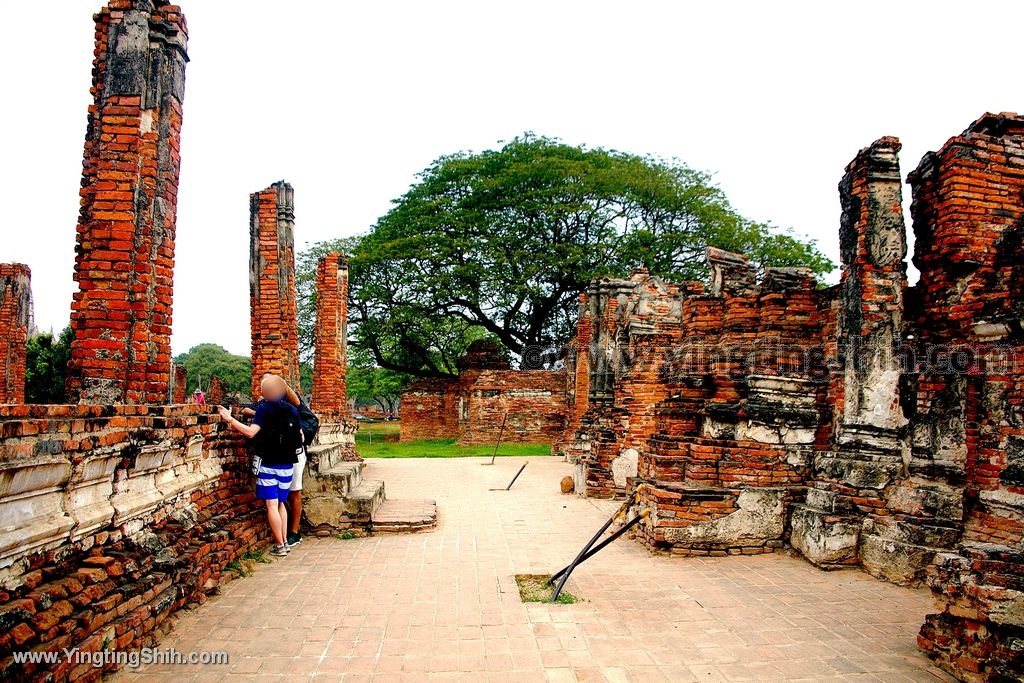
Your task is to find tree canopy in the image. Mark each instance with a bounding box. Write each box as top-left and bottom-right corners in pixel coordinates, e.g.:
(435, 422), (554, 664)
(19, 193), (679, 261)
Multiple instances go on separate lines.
(25, 326), (72, 403)
(300, 134), (834, 378)
(172, 344), (252, 398)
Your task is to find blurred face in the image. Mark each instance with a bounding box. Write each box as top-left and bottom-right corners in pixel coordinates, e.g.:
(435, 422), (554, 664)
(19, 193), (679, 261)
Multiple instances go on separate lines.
(260, 374), (286, 401)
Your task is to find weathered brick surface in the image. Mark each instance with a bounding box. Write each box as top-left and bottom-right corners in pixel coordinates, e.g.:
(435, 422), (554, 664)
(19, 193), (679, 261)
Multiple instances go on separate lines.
(0, 404), (267, 682)
(0, 264), (31, 404)
(311, 253), (348, 417)
(249, 181), (301, 396)
(400, 340), (565, 445)
(65, 1), (188, 405)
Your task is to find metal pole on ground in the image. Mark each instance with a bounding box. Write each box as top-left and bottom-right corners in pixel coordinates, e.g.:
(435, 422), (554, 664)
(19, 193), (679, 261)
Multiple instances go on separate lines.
(549, 485), (645, 601)
(484, 412), (509, 465)
(548, 509), (649, 586)
(489, 461), (528, 491)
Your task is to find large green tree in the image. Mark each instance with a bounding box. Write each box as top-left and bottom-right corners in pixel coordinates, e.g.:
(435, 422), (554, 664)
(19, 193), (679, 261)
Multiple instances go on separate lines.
(25, 326), (73, 404)
(300, 134), (833, 377)
(172, 344), (252, 398)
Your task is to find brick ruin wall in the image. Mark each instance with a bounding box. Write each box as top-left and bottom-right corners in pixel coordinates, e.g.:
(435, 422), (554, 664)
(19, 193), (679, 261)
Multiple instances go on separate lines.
(249, 181), (301, 397)
(558, 114), (1024, 681)
(0, 404), (268, 682)
(0, 265), (31, 405)
(65, 1), (188, 405)
(400, 341), (566, 445)
(310, 253), (348, 417)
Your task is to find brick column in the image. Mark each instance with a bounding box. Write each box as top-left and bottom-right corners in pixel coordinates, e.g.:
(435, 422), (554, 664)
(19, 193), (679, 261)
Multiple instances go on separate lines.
(171, 363), (187, 403)
(65, 1), (188, 404)
(249, 181), (301, 397)
(834, 136), (908, 451)
(311, 253), (349, 416)
(0, 264), (31, 404)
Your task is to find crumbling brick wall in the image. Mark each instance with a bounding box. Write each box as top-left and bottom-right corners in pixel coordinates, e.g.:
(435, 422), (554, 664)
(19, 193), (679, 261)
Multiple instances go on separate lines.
(311, 253), (348, 417)
(0, 264), (31, 404)
(399, 340), (566, 445)
(65, 1), (188, 405)
(456, 370), (566, 445)
(0, 404), (267, 682)
(555, 271), (686, 496)
(249, 181), (301, 396)
(905, 113), (1024, 682)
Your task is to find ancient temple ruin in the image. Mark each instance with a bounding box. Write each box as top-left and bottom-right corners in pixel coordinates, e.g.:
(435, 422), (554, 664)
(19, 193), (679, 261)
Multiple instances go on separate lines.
(0, 0), (1020, 679)
(558, 115), (1024, 681)
(0, 4), (432, 680)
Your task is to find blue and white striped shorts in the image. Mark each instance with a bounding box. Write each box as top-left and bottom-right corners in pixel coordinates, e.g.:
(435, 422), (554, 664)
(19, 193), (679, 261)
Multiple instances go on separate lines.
(255, 464), (294, 502)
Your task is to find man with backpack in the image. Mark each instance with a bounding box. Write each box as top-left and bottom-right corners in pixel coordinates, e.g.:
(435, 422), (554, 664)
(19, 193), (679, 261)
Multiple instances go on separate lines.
(218, 374), (303, 557)
(279, 379), (319, 547)
(237, 374), (319, 548)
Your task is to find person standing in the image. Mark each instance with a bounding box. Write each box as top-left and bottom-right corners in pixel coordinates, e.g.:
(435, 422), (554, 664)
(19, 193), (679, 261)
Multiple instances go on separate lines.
(219, 374), (302, 557)
(240, 375), (312, 547)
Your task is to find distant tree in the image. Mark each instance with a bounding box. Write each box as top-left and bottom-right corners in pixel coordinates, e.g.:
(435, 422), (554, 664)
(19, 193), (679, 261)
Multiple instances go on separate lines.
(300, 134), (834, 377)
(24, 326), (73, 403)
(173, 344), (252, 398)
(346, 361), (411, 415)
(299, 362), (313, 399)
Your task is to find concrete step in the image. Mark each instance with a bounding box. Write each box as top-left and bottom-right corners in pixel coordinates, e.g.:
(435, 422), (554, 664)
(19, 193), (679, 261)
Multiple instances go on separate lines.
(317, 461), (363, 496)
(372, 499), (437, 534)
(306, 443), (357, 475)
(347, 479), (386, 519)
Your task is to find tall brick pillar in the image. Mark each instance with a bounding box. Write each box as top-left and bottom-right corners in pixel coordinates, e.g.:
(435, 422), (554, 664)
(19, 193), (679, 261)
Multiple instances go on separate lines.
(249, 181), (301, 397)
(0, 265), (32, 404)
(65, 1), (188, 404)
(791, 137), (910, 571)
(834, 136), (909, 451)
(311, 253), (349, 416)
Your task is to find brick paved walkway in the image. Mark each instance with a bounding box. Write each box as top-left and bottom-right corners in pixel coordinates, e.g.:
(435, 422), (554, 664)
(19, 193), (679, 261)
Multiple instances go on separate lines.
(116, 457), (953, 682)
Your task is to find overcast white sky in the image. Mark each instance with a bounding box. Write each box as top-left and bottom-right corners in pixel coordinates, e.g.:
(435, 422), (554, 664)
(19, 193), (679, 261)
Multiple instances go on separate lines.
(1, 1), (1020, 357)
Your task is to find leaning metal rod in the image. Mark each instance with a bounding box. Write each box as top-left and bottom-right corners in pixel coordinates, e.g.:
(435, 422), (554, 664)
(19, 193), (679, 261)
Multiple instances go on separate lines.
(549, 485), (644, 601)
(487, 413), (509, 466)
(490, 461), (528, 491)
(548, 509), (650, 586)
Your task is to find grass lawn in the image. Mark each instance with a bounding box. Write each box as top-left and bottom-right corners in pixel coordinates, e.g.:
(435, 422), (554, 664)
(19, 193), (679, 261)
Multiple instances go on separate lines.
(358, 437), (552, 458)
(351, 419), (552, 458)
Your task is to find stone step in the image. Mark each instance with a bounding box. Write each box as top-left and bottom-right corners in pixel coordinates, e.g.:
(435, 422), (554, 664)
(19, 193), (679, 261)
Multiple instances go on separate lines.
(346, 480), (386, 518)
(372, 499), (438, 534)
(306, 443), (355, 475)
(789, 504), (861, 569)
(318, 461), (363, 496)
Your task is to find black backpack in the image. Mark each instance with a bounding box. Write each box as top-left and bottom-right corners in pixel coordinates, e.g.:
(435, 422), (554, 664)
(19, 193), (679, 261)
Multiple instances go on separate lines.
(255, 399), (304, 462)
(297, 400), (320, 445)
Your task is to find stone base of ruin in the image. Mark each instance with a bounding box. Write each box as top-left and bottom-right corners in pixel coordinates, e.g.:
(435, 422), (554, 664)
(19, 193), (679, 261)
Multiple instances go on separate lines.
(303, 424), (437, 536)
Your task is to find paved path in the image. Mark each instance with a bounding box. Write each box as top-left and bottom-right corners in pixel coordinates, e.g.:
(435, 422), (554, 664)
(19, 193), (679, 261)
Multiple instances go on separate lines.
(116, 457), (953, 682)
